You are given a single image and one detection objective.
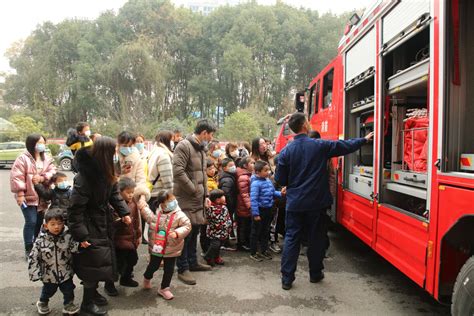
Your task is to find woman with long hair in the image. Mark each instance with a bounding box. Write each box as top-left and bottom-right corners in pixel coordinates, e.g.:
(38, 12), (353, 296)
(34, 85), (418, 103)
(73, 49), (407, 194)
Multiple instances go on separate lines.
(68, 136), (131, 315)
(147, 130), (174, 211)
(10, 134), (57, 258)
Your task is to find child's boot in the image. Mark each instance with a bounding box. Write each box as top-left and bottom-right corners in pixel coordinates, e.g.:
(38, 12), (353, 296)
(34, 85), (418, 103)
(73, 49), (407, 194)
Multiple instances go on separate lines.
(143, 278), (152, 290)
(36, 301), (50, 315)
(158, 287), (174, 300)
(205, 258), (215, 267)
(120, 277), (139, 287)
(214, 256), (225, 265)
(104, 281), (118, 296)
(62, 301), (80, 315)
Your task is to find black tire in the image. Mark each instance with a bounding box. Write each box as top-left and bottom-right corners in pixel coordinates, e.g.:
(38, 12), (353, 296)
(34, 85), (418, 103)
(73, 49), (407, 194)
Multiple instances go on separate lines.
(60, 157), (73, 171)
(451, 256), (474, 316)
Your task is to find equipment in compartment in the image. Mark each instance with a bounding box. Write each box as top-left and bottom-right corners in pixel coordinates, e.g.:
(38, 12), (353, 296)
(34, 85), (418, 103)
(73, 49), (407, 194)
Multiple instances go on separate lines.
(391, 170), (427, 189)
(358, 112), (374, 166)
(387, 58), (429, 94)
(460, 154), (474, 172)
(351, 95), (375, 114)
(348, 173), (373, 199)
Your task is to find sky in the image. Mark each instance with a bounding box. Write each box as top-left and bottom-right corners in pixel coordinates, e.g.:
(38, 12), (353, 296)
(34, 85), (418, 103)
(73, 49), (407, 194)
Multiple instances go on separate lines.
(0, 0), (373, 75)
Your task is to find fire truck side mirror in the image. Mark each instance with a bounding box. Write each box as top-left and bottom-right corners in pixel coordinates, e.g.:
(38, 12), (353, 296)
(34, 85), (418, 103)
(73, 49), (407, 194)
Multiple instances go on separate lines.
(295, 92), (305, 112)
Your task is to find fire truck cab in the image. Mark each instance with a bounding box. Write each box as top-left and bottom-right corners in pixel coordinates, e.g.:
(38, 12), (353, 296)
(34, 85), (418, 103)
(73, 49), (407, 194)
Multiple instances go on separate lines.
(303, 0), (474, 313)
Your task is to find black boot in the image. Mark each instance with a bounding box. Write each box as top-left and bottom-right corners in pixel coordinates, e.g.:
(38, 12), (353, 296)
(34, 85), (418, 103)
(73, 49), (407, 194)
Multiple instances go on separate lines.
(81, 287), (107, 315)
(104, 281), (118, 296)
(93, 289), (108, 306)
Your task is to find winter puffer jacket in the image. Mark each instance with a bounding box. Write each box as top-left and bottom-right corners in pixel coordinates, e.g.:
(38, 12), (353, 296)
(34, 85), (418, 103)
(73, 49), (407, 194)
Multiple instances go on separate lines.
(205, 203), (232, 240)
(140, 204), (191, 257)
(28, 227), (79, 284)
(34, 184), (72, 220)
(250, 175), (282, 217)
(173, 135), (208, 225)
(218, 171), (237, 214)
(119, 150), (149, 194)
(68, 148), (130, 282)
(236, 168), (251, 218)
(113, 186), (149, 250)
(10, 152), (56, 207)
(207, 176), (218, 192)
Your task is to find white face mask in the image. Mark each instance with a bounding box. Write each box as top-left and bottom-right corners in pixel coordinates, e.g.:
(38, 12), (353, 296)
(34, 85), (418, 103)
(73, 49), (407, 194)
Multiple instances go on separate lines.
(170, 141), (175, 149)
(84, 130), (91, 137)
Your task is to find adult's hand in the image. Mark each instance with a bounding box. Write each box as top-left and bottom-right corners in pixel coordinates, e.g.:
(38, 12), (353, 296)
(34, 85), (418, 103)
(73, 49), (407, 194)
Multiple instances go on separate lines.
(205, 198), (211, 208)
(169, 232), (178, 239)
(16, 195), (25, 207)
(80, 241), (91, 248)
(253, 216), (261, 221)
(365, 131), (375, 142)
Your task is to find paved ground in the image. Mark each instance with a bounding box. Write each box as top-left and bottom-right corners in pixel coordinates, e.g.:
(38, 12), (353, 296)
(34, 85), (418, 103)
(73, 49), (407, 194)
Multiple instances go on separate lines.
(0, 169), (449, 315)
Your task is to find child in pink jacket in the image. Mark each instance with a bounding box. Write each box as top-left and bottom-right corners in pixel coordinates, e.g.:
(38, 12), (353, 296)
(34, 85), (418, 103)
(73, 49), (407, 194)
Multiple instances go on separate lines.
(138, 189), (191, 300)
(10, 134), (56, 258)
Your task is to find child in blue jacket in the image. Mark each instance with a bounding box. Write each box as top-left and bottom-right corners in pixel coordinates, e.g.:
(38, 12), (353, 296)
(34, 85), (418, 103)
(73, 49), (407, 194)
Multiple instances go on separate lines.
(249, 160), (283, 261)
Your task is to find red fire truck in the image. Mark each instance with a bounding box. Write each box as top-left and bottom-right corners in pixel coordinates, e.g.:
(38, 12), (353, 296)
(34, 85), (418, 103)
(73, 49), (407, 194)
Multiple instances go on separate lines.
(301, 0), (473, 313)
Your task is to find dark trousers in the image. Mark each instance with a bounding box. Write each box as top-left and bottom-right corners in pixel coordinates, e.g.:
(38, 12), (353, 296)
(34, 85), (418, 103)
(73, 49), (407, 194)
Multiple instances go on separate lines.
(281, 209), (326, 285)
(21, 206), (43, 250)
(40, 278), (75, 305)
(176, 224), (200, 273)
(250, 208), (272, 255)
(204, 239), (222, 260)
(116, 249), (138, 280)
(143, 256), (177, 289)
(200, 225), (210, 253)
(236, 216), (251, 248)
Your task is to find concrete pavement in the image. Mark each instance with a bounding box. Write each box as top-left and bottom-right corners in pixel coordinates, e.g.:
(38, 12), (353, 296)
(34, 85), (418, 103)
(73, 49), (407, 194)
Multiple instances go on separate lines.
(0, 169), (449, 315)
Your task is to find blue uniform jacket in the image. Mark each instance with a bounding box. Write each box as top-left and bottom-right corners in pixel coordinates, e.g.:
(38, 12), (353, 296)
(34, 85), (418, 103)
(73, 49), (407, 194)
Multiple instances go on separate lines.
(275, 134), (367, 212)
(250, 175), (282, 216)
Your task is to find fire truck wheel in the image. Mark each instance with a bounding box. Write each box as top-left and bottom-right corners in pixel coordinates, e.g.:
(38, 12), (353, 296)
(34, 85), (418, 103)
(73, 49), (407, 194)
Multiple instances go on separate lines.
(451, 256), (474, 316)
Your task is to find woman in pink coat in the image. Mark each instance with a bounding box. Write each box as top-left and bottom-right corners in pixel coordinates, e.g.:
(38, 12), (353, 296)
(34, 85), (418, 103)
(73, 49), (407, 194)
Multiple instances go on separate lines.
(10, 134), (56, 258)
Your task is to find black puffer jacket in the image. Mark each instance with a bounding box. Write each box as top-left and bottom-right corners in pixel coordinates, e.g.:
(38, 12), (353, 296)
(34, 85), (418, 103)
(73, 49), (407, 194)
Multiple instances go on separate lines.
(35, 184), (72, 221)
(218, 171), (237, 215)
(67, 148), (130, 282)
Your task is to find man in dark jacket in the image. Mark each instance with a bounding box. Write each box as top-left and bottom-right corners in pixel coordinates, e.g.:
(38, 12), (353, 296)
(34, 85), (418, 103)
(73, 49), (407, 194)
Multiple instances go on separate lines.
(275, 112), (373, 290)
(173, 119), (216, 285)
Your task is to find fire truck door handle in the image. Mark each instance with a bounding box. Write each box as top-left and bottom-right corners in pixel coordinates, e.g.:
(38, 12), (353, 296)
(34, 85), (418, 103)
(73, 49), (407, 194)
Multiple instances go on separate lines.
(403, 177), (426, 184)
(434, 159), (441, 170)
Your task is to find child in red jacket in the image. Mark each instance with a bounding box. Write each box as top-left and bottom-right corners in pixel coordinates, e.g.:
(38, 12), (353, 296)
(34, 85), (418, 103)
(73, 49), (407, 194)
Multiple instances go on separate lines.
(235, 156), (255, 251)
(105, 177), (146, 296)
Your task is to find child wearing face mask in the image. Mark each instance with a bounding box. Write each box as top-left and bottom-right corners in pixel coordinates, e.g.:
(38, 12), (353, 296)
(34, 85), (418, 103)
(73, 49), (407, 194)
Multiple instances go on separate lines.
(204, 189), (232, 266)
(33, 172), (72, 224)
(218, 158), (238, 245)
(104, 177), (146, 296)
(138, 190), (191, 300)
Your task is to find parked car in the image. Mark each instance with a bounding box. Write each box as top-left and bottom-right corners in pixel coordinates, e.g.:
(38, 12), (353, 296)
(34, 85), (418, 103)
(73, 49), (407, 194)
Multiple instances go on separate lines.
(56, 145), (74, 171)
(0, 142), (26, 168)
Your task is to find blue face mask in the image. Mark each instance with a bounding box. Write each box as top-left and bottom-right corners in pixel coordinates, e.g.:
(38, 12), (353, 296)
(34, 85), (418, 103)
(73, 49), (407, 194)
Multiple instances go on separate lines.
(228, 166), (237, 173)
(119, 146), (134, 156)
(212, 150), (221, 158)
(113, 154), (119, 164)
(135, 143), (145, 152)
(35, 143), (46, 153)
(166, 199), (178, 212)
(57, 181), (70, 190)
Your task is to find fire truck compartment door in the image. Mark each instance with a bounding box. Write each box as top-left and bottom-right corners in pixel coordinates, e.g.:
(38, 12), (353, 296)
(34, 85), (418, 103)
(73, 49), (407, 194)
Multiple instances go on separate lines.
(383, 0), (430, 44)
(345, 27), (376, 83)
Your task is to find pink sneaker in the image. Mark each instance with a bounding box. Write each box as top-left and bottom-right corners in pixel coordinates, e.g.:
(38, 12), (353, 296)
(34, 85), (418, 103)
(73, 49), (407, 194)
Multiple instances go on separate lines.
(143, 278), (152, 290)
(158, 287), (174, 300)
